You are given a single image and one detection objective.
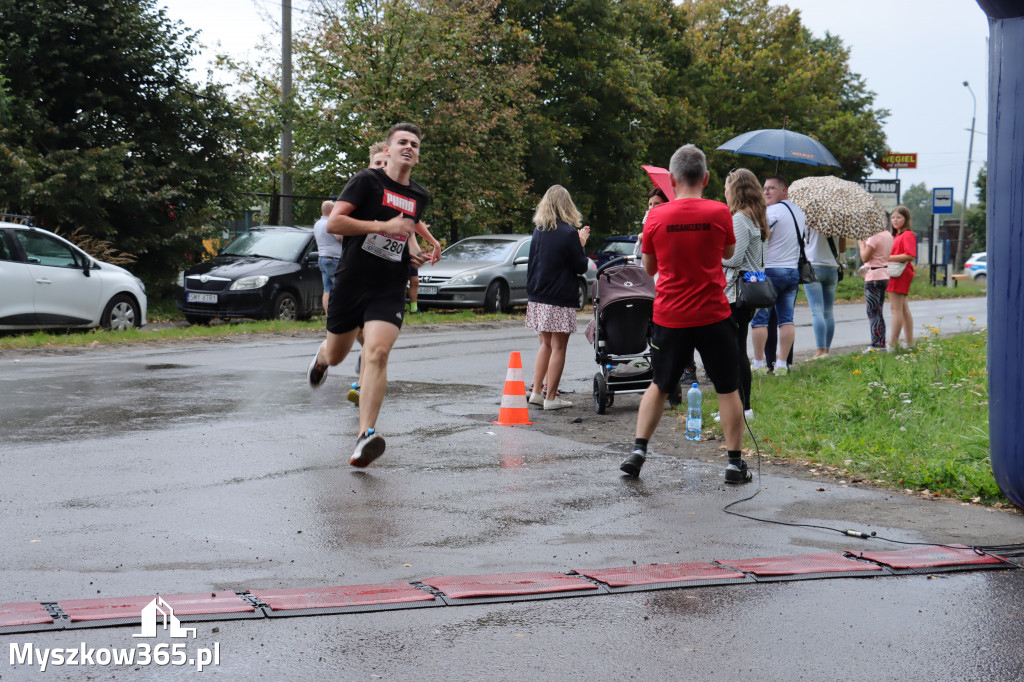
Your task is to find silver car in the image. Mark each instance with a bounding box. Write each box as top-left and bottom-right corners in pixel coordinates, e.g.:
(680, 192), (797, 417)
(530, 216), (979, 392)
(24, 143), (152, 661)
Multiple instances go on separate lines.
(0, 222), (147, 331)
(416, 234), (597, 313)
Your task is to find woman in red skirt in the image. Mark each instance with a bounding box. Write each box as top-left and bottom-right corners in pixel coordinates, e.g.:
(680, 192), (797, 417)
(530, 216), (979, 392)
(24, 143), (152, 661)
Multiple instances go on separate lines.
(887, 206), (917, 349)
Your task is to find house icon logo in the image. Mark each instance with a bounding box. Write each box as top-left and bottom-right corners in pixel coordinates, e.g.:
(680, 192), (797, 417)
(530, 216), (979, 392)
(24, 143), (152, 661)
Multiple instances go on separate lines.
(133, 597), (196, 639)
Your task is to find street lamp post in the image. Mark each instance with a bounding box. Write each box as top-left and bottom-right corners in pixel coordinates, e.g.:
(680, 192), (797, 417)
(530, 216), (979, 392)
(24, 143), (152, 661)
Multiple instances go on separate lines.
(955, 80), (976, 272)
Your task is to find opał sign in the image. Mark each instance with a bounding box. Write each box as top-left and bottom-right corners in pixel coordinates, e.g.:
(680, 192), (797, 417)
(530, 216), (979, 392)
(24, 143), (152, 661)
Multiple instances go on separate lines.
(861, 179), (900, 212)
(876, 152), (918, 170)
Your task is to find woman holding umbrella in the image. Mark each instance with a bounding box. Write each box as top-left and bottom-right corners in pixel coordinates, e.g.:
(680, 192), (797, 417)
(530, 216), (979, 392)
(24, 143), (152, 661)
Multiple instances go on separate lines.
(803, 228), (846, 359)
(886, 206), (917, 349)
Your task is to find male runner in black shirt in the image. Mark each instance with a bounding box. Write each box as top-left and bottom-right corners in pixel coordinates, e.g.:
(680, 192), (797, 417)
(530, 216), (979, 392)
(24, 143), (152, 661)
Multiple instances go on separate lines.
(306, 123), (430, 467)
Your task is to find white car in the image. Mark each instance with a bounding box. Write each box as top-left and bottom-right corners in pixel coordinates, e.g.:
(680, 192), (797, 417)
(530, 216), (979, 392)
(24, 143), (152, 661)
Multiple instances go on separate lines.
(964, 251), (987, 281)
(0, 221), (147, 331)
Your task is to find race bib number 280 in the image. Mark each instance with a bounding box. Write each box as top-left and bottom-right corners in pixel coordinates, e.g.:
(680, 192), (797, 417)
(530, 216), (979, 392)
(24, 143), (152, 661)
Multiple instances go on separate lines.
(362, 232), (408, 262)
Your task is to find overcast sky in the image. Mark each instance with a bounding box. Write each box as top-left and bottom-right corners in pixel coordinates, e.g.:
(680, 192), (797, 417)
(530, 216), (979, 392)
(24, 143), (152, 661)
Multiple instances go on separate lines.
(160, 0), (992, 206)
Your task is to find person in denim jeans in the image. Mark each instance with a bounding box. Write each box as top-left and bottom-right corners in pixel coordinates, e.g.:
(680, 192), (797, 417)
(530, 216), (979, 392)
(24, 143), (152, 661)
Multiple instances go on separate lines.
(803, 228), (847, 359)
(313, 200), (340, 313)
(750, 176), (804, 376)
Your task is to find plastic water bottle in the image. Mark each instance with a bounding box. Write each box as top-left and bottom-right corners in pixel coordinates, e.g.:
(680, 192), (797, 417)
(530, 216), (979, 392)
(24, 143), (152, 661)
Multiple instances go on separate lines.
(685, 382), (702, 441)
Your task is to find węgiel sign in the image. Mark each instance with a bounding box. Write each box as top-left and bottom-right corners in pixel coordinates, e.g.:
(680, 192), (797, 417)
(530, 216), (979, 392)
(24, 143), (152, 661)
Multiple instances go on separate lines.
(876, 152), (918, 170)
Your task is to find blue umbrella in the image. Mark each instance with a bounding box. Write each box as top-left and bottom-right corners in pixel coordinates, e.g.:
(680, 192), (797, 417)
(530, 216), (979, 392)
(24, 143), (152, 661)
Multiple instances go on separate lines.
(717, 128), (840, 168)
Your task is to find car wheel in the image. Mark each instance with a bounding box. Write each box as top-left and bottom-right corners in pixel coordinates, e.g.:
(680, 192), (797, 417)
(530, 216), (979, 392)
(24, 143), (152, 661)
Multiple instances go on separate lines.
(974, 272), (986, 282)
(484, 280), (508, 314)
(272, 292), (299, 321)
(100, 294), (140, 331)
(185, 315), (211, 326)
(576, 279), (587, 310)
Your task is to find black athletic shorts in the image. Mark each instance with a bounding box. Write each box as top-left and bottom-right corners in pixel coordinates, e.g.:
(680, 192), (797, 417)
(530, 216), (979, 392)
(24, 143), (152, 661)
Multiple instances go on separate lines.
(650, 318), (739, 395)
(326, 284), (405, 334)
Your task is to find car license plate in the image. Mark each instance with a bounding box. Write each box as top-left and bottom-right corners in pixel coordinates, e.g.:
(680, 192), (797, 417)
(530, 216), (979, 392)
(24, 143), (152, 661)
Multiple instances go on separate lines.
(187, 292), (218, 304)
(418, 286), (437, 295)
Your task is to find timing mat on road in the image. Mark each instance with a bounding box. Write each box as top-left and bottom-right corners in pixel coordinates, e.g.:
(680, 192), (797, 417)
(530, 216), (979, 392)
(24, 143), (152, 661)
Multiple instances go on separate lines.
(1, 545), (1012, 635)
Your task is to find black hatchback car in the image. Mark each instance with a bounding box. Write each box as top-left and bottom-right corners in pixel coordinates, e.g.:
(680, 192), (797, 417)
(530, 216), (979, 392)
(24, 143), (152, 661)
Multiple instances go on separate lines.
(175, 226), (322, 324)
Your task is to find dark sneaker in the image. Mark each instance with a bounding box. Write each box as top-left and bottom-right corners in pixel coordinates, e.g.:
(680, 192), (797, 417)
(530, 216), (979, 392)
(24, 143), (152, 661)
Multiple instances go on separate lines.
(725, 459), (752, 484)
(306, 341), (329, 388)
(681, 367), (697, 385)
(347, 383), (360, 405)
(350, 428), (386, 467)
(620, 450), (646, 477)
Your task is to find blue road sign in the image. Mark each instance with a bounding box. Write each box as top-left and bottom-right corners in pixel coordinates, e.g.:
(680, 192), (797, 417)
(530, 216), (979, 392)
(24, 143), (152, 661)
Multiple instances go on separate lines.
(932, 187), (954, 214)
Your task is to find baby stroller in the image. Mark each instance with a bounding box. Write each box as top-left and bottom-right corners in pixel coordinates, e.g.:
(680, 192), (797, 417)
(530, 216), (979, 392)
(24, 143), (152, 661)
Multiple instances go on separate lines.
(586, 256), (679, 414)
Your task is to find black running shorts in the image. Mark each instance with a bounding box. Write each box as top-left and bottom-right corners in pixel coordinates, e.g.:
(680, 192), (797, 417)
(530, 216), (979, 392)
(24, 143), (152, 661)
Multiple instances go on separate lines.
(650, 318), (739, 395)
(326, 285), (405, 334)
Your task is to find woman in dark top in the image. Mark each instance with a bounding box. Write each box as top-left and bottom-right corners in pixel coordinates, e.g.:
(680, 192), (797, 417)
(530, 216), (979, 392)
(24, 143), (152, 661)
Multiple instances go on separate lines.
(526, 185), (591, 410)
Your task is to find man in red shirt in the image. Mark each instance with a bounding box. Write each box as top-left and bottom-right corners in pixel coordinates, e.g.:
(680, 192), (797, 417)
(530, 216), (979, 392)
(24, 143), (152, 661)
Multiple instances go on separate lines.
(620, 144), (751, 483)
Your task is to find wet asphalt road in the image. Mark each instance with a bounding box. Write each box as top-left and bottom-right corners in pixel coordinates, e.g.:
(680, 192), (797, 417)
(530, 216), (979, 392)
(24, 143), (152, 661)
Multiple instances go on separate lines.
(2, 297), (1023, 680)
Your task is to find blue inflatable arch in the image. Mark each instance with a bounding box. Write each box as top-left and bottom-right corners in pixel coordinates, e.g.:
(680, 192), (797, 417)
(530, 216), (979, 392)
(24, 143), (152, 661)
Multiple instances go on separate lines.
(976, 0), (1024, 505)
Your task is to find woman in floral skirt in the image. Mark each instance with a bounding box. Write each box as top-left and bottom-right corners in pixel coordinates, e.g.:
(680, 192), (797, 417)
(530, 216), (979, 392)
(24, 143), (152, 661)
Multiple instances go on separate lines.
(526, 185), (591, 410)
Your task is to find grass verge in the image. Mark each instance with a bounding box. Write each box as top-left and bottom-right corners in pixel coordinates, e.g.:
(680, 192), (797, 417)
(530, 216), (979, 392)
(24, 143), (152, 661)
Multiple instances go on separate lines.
(0, 308), (526, 350)
(796, 271), (986, 304)
(699, 323), (1004, 506)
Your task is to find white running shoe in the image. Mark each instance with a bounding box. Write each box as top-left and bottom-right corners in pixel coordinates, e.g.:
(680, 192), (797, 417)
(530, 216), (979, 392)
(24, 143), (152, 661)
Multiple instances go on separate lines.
(543, 397), (572, 410)
(350, 429), (386, 467)
(306, 341), (329, 388)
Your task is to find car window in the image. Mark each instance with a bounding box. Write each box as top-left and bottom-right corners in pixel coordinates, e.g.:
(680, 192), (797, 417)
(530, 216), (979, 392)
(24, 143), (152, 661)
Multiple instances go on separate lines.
(222, 230), (311, 261)
(442, 239), (517, 262)
(596, 240), (636, 256)
(514, 239), (531, 260)
(0, 232), (14, 261)
(13, 230), (84, 268)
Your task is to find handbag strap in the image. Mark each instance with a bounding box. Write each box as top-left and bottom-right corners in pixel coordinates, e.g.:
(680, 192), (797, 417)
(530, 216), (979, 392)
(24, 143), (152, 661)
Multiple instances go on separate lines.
(826, 236), (841, 266)
(780, 200), (809, 261)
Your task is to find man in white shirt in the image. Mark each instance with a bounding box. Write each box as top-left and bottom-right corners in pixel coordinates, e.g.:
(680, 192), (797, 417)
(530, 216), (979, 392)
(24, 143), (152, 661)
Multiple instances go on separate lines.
(750, 175), (806, 376)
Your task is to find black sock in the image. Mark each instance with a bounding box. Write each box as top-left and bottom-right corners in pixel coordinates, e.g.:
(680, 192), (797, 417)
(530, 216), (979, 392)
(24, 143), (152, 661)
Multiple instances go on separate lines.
(727, 450), (741, 463)
(633, 438), (648, 454)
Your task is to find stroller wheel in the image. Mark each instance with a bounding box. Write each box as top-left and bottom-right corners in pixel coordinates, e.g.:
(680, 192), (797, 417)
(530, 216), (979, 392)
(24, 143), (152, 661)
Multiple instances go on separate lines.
(593, 372), (608, 415)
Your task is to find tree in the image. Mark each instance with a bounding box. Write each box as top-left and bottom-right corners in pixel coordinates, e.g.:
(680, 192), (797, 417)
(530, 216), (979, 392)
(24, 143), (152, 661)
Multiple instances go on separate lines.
(901, 182), (932, 237)
(496, 0), (689, 236)
(966, 163), (987, 252)
(0, 0), (249, 295)
(231, 0), (540, 242)
(678, 0), (889, 197)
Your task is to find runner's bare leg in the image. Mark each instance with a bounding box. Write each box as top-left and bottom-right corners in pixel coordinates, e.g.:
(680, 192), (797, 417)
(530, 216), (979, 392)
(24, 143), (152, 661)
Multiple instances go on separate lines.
(358, 320), (401, 435)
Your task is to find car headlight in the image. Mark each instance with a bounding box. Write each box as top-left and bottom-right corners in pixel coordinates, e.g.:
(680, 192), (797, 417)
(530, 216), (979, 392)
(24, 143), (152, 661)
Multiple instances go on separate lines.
(229, 275), (269, 290)
(448, 270), (480, 285)
(176, 272), (184, 287)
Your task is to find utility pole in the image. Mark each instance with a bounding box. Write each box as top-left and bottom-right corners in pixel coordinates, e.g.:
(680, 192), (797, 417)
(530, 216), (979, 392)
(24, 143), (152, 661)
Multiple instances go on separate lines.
(955, 80), (976, 271)
(280, 0), (294, 226)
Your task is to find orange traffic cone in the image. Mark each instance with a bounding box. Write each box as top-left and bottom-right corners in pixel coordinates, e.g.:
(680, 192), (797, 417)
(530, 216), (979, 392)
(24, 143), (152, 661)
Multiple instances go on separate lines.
(493, 351), (534, 426)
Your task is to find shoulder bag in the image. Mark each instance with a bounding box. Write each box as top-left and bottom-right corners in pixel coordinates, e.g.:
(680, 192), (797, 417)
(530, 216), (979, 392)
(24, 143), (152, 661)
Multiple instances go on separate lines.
(887, 261), (907, 278)
(782, 201), (816, 284)
(735, 236), (777, 310)
(827, 237), (844, 282)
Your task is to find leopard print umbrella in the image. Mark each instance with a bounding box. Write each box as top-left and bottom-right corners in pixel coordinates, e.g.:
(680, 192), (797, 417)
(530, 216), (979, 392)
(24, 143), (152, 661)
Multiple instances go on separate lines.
(788, 176), (889, 239)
